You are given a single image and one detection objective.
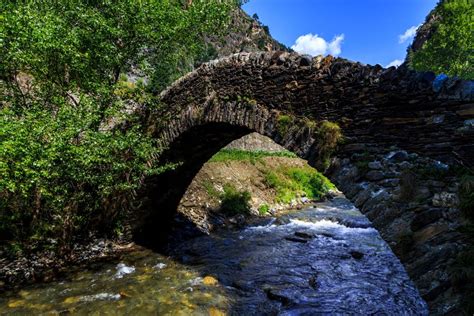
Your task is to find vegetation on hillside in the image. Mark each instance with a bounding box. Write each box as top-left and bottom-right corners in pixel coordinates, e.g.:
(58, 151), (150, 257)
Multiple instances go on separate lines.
(208, 149), (335, 206)
(0, 0), (241, 256)
(264, 166), (335, 204)
(408, 0), (473, 79)
(210, 149), (297, 163)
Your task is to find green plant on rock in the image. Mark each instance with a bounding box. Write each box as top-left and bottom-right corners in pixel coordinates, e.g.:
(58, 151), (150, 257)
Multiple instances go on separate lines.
(220, 184), (251, 216)
(313, 121), (343, 170)
(258, 204), (270, 215)
(276, 115), (294, 136)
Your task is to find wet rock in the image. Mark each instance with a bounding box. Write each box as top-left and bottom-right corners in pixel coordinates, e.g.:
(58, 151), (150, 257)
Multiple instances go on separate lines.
(285, 236), (308, 243)
(410, 209), (443, 232)
(386, 150), (409, 162)
(114, 263), (135, 279)
(264, 288), (292, 306)
(379, 178), (400, 187)
(399, 161), (413, 170)
(300, 197), (310, 204)
(308, 275), (318, 289)
(416, 187), (432, 200)
(294, 231), (315, 239)
(368, 161), (383, 170)
(350, 251), (364, 260)
(366, 170), (385, 181)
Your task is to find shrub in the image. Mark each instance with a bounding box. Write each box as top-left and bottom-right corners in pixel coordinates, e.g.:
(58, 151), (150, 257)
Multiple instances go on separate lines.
(314, 121), (343, 170)
(220, 184), (251, 216)
(258, 204), (270, 215)
(276, 115), (294, 136)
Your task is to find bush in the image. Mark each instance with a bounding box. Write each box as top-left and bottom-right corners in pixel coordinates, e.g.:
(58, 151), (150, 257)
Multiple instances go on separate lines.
(220, 184), (251, 216)
(276, 115), (294, 136)
(258, 204), (270, 215)
(313, 121), (343, 170)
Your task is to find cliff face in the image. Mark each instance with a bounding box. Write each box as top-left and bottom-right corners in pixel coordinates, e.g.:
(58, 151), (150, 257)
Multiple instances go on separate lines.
(201, 8), (288, 62)
(406, 0), (444, 63)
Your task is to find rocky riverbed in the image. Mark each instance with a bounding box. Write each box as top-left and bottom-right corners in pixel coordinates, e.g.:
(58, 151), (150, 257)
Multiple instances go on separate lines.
(0, 196), (428, 315)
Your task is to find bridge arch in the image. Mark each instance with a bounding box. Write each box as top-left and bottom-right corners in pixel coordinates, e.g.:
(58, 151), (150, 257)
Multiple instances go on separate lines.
(127, 52), (473, 312)
(133, 52), (472, 237)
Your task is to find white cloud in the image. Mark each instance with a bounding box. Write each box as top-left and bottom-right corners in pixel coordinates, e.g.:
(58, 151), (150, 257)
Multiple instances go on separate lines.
(386, 59), (403, 68)
(399, 25), (421, 44)
(291, 33), (345, 57)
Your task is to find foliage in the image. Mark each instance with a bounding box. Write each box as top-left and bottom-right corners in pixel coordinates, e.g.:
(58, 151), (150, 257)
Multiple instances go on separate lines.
(258, 204), (270, 215)
(219, 184), (251, 216)
(209, 149), (297, 163)
(264, 165), (334, 204)
(409, 0), (474, 79)
(0, 0), (240, 254)
(276, 115), (294, 136)
(313, 121), (343, 170)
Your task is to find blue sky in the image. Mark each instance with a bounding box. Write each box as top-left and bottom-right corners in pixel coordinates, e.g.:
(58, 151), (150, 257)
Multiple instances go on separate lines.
(242, 0), (439, 67)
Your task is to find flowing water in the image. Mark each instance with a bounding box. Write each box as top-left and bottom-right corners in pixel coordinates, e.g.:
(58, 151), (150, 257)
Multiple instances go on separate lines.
(0, 197), (428, 315)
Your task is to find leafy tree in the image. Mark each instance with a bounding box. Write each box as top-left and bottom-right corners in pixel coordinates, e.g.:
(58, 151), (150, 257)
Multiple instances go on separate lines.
(0, 0), (240, 255)
(409, 0), (473, 79)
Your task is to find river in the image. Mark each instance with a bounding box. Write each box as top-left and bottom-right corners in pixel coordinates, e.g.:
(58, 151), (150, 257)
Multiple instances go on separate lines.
(0, 196), (428, 315)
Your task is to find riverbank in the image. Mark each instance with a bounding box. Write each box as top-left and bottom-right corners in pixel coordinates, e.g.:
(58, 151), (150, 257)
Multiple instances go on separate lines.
(0, 239), (137, 293)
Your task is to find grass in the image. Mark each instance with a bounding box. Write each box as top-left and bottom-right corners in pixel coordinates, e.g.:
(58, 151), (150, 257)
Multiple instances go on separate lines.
(209, 149), (297, 163)
(264, 165), (335, 204)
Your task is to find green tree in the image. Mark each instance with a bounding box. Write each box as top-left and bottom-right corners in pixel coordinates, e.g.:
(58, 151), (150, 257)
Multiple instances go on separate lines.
(409, 0), (474, 79)
(0, 0), (240, 255)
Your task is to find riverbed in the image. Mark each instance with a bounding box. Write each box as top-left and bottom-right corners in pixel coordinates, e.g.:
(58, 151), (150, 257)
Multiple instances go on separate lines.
(0, 197), (428, 315)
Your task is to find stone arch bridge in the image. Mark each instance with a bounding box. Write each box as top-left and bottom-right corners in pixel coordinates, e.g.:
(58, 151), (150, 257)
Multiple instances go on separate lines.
(127, 52), (473, 313)
(134, 51), (472, 231)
